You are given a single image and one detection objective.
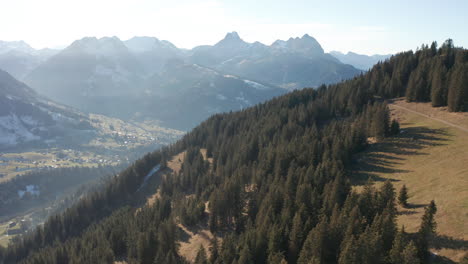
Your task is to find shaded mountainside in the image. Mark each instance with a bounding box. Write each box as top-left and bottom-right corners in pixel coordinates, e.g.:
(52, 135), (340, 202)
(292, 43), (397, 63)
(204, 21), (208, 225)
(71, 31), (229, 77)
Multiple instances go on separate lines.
(124, 36), (185, 74)
(142, 61), (285, 129)
(2, 40), (466, 264)
(23, 37), (146, 107)
(0, 69), (96, 148)
(0, 69), (183, 150)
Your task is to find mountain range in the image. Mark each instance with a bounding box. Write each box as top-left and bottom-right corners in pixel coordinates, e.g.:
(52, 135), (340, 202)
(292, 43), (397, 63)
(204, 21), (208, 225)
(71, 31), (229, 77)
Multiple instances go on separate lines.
(0, 41), (58, 80)
(190, 32), (360, 89)
(330, 51), (392, 70)
(1, 33), (390, 130)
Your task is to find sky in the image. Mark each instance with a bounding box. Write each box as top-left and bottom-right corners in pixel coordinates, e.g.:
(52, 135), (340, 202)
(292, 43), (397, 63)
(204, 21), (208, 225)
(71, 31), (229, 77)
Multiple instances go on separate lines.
(0, 0), (467, 55)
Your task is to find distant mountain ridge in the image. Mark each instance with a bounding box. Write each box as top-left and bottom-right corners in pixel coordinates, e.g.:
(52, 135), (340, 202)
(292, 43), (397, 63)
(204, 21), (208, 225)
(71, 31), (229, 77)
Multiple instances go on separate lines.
(190, 32), (360, 89)
(4, 33), (365, 130)
(0, 40), (58, 79)
(25, 36), (146, 104)
(124, 36), (184, 74)
(330, 51), (392, 70)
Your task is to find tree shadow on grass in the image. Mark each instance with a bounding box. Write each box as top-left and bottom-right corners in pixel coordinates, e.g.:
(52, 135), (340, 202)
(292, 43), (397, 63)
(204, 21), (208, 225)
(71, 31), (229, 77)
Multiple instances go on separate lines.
(404, 233), (467, 263)
(406, 202), (429, 209)
(397, 203), (428, 215)
(351, 126), (450, 185)
(432, 234), (468, 251)
(397, 210), (419, 216)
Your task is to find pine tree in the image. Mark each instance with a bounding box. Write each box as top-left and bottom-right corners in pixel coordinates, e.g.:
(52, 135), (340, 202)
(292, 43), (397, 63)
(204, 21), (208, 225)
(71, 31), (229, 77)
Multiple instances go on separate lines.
(137, 230), (157, 264)
(338, 235), (358, 264)
(288, 212), (304, 263)
(390, 119), (400, 135)
(194, 245), (208, 264)
(419, 200), (437, 234)
(297, 219), (328, 264)
(417, 200), (437, 261)
(238, 246), (254, 264)
(267, 225), (283, 255)
(398, 185), (409, 208)
(430, 61), (448, 107)
(389, 227), (406, 264)
(267, 251), (288, 264)
(406, 61), (430, 102)
(401, 241), (420, 264)
(447, 63), (468, 112)
(379, 180), (396, 211)
(209, 237), (219, 264)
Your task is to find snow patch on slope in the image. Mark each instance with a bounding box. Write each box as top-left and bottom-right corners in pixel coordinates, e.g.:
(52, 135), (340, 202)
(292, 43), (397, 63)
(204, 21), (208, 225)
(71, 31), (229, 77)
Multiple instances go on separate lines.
(0, 115), (40, 146)
(137, 164), (161, 191)
(18, 185), (40, 198)
(20, 115), (38, 126)
(244, 80), (269, 90)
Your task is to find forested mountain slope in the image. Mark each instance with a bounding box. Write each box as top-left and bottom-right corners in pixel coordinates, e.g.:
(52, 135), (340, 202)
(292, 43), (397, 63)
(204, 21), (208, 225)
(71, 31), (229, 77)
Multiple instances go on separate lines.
(1, 41), (466, 264)
(365, 39), (467, 111)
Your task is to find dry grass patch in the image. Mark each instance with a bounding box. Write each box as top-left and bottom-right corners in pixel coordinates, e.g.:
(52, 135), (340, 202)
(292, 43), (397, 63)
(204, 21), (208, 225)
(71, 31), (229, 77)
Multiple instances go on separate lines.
(168, 151), (186, 175)
(353, 99), (468, 262)
(177, 223), (218, 263)
(199, 148), (214, 164)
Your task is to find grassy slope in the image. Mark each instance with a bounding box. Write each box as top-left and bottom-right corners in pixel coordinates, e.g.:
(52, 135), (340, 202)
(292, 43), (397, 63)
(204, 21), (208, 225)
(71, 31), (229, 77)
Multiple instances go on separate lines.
(354, 99), (468, 262)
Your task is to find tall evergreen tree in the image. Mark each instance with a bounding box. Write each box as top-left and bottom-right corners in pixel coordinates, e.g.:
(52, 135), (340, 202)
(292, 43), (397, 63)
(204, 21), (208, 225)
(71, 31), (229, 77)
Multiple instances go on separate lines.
(417, 200), (437, 261)
(447, 63), (468, 111)
(401, 241), (420, 264)
(297, 219), (328, 264)
(398, 185), (409, 208)
(389, 227), (406, 264)
(430, 61), (448, 107)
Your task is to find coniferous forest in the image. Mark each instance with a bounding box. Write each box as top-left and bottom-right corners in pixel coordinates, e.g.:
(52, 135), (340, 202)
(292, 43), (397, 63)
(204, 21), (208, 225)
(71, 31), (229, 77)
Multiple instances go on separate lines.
(0, 41), (466, 264)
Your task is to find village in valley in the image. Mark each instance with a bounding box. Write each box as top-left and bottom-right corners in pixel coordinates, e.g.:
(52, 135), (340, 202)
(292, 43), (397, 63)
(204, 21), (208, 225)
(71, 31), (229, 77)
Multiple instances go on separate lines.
(0, 118), (184, 247)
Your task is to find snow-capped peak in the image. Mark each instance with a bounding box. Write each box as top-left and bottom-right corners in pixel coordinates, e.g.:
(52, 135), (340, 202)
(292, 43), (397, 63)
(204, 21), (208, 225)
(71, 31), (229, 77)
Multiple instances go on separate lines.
(124, 36), (178, 53)
(67, 36), (129, 56)
(0, 40), (35, 55)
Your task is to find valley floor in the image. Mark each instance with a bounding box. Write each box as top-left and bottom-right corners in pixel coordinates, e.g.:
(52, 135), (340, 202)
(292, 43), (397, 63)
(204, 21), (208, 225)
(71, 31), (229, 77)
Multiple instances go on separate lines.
(354, 98), (468, 262)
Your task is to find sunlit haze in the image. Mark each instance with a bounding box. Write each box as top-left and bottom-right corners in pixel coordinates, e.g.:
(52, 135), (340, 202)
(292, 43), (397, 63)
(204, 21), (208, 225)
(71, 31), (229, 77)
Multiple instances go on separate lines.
(1, 0), (468, 55)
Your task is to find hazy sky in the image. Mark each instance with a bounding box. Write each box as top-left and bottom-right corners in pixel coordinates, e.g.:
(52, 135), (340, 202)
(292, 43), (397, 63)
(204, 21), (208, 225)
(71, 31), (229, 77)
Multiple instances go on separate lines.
(1, 0), (467, 55)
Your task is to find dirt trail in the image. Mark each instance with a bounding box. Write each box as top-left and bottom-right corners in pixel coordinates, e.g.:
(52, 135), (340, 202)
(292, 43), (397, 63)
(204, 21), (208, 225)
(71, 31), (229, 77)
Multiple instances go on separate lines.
(391, 104), (468, 133)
